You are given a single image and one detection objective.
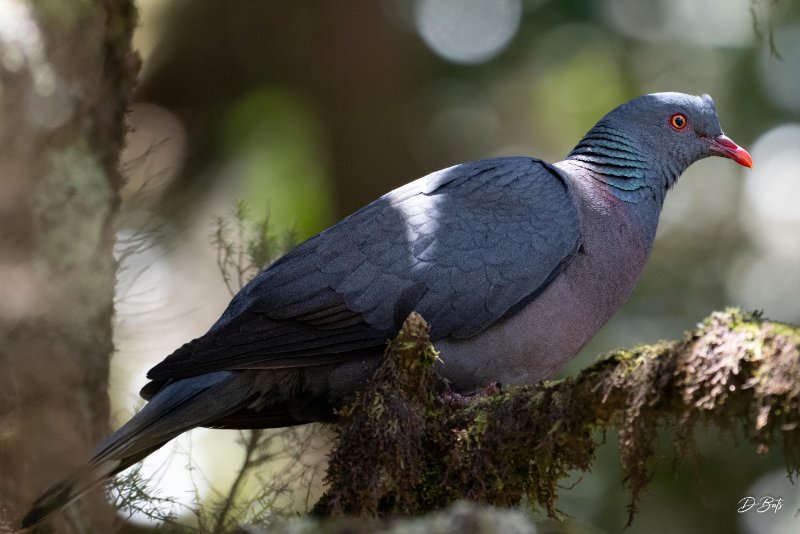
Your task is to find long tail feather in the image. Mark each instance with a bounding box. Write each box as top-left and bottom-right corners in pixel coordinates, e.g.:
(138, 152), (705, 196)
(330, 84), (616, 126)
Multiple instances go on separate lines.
(22, 371), (250, 529)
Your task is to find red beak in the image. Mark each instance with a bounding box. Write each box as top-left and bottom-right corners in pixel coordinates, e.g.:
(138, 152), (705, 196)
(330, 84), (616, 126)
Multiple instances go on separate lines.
(710, 134), (753, 168)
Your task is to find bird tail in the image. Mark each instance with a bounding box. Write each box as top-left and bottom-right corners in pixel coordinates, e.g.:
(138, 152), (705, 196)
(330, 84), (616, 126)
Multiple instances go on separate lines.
(21, 371), (250, 529)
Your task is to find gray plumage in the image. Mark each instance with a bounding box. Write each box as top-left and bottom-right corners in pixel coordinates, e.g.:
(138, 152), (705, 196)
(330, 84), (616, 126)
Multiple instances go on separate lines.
(22, 92), (752, 528)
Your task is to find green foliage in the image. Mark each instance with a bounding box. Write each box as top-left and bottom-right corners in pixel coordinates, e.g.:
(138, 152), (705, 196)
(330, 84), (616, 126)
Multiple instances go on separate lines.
(210, 200), (296, 296)
(112, 424), (326, 533)
(110, 463), (181, 530)
(192, 426), (325, 534)
(111, 202), (324, 533)
(203, 202), (322, 533)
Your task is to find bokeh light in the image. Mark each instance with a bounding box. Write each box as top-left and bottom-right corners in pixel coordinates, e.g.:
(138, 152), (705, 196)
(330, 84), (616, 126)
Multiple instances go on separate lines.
(414, 0), (522, 64)
(742, 124), (800, 253)
(738, 469), (800, 534)
(113, 223), (246, 525)
(530, 24), (627, 153)
(219, 88), (333, 239)
(605, 0), (753, 47)
(728, 124), (800, 322)
(121, 103), (187, 202)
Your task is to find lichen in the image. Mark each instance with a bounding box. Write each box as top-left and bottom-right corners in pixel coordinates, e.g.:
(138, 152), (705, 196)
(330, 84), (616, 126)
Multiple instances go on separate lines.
(29, 143), (115, 328)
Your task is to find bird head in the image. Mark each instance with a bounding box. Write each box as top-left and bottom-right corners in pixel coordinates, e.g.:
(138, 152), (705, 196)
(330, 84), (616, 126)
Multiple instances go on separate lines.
(604, 92), (752, 170)
(568, 92), (752, 199)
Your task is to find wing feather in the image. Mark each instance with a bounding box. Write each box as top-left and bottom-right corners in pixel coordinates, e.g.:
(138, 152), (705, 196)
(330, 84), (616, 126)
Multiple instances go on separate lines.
(146, 157), (580, 382)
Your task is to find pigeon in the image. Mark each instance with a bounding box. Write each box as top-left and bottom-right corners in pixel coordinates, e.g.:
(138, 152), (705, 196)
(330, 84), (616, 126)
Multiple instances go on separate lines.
(22, 92), (752, 528)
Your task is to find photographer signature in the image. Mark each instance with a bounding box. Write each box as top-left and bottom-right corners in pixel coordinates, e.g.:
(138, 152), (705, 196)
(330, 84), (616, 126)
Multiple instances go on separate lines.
(738, 496), (783, 514)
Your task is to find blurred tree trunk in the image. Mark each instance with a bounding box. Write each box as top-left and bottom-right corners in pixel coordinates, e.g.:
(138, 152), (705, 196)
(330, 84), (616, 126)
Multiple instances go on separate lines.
(0, 1), (138, 531)
(137, 0), (431, 220)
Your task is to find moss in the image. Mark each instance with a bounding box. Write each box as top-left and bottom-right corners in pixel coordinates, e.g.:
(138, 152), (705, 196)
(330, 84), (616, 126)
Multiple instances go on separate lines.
(315, 308), (800, 525)
(313, 312), (445, 516)
(765, 321), (800, 343)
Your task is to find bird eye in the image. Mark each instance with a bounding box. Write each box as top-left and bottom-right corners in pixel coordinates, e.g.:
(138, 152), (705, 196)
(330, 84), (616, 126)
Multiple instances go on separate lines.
(670, 113), (687, 130)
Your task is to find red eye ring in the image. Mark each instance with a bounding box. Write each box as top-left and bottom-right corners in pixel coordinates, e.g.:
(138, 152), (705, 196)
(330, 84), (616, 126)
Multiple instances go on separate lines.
(670, 113), (688, 130)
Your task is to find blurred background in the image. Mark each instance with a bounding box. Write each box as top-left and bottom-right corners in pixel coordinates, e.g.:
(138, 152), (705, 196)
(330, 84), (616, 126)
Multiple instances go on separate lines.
(111, 0), (800, 532)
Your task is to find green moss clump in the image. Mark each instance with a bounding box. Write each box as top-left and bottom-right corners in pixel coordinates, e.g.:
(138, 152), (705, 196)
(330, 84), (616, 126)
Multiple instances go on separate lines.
(314, 312), (444, 516)
(315, 309), (800, 525)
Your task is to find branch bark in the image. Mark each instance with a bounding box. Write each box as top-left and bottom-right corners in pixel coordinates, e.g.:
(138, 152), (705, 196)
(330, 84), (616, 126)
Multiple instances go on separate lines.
(0, 1), (138, 531)
(314, 309), (800, 524)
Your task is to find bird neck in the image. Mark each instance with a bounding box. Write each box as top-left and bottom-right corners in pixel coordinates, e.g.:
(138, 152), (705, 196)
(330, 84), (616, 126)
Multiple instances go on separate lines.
(566, 122), (680, 205)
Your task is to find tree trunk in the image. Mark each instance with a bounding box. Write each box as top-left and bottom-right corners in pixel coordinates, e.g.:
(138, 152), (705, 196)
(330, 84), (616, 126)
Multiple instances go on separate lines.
(0, 1), (138, 531)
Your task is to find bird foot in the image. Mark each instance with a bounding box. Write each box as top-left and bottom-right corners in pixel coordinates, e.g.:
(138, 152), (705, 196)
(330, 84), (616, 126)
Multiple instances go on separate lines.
(440, 381), (502, 406)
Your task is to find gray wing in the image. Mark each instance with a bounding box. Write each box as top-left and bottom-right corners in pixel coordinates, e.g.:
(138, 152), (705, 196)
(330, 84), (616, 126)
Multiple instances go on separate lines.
(146, 157), (581, 382)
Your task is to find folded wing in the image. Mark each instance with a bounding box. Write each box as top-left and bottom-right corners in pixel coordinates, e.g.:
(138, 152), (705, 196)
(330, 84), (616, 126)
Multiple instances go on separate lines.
(145, 157), (581, 387)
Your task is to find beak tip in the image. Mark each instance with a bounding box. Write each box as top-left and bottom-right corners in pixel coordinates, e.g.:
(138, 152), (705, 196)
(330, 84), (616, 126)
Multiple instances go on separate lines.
(735, 148), (754, 169)
(712, 134), (753, 169)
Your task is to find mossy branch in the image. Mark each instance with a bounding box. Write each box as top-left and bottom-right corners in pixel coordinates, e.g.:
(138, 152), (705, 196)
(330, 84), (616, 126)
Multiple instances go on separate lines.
(314, 308), (800, 524)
